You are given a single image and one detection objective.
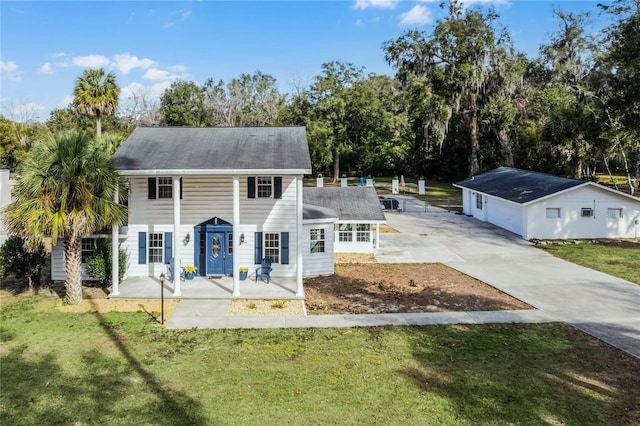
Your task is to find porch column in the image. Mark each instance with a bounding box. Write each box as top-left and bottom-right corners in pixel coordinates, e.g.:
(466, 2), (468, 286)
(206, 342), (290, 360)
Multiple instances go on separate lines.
(110, 188), (120, 296)
(232, 176), (240, 296)
(376, 223), (380, 249)
(173, 176), (182, 296)
(296, 175), (304, 297)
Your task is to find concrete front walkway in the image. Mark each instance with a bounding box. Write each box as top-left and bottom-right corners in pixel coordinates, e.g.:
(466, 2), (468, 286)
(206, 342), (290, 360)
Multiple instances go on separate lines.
(166, 301), (555, 329)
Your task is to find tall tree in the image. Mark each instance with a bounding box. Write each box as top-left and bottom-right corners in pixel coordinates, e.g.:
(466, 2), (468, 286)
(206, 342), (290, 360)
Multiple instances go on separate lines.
(308, 61), (365, 181)
(384, 0), (514, 175)
(72, 68), (120, 138)
(0, 116), (50, 171)
(160, 80), (207, 126)
(204, 71), (284, 126)
(599, 0), (640, 191)
(538, 10), (602, 178)
(3, 130), (126, 304)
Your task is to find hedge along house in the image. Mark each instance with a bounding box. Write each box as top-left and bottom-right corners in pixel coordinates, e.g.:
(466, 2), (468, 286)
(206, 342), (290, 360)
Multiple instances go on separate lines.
(102, 126), (310, 297)
(454, 167), (640, 240)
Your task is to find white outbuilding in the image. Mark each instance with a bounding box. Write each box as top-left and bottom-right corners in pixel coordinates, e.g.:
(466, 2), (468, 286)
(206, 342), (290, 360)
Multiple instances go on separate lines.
(454, 167), (640, 240)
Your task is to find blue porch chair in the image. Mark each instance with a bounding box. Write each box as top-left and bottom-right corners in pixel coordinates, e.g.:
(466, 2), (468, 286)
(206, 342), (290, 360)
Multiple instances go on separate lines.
(255, 258), (273, 284)
(168, 258), (185, 281)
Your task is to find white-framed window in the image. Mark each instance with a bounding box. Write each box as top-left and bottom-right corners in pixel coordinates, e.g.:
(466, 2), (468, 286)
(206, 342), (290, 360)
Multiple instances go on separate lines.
(81, 238), (103, 263)
(148, 233), (164, 263)
(546, 208), (561, 219)
(338, 224), (352, 242)
(356, 224), (371, 242)
(581, 208), (594, 218)
(476, 193), (483, 210)
(157, 177), (173, 199)
(608, 208), (623, 220)
(310, 228), (325, 254)
(264, 232), (280, 263)
(257, 176), (273, 198)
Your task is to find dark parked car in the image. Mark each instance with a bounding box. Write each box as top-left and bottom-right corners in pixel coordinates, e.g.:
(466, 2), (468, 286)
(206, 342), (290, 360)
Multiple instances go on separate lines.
(379, 196), (399, 210)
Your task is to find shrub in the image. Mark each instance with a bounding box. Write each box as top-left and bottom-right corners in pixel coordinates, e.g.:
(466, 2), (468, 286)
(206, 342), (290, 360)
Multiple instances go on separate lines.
(85, 240), (128, 286)
(0, 236), (47, 290)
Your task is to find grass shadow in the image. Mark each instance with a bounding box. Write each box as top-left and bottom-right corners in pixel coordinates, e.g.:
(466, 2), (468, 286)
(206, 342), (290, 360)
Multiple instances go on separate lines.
(395, 323), (640, 425)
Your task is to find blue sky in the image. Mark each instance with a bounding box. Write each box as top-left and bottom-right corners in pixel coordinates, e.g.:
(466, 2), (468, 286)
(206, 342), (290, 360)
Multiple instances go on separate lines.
(1, 0), (611, 122)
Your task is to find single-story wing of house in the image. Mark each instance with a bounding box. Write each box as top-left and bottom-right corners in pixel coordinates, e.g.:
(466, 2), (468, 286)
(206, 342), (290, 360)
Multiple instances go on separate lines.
(304, 186), (386, 253)
(49, 126), (386, 296)
(454, 167), (640, 240)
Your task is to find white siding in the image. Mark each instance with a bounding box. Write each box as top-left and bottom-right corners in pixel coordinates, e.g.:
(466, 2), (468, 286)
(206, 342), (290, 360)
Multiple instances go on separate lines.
(486, 197), (524, 236)
(51, 237), (127, 281)
(0, 170), (10, 245)
(123, 175), (300, 278)
(302, 223), (334, 277)
(525, 186), (640, 240)
(51, 243), (66, 281)
(333, 222), (376, 253)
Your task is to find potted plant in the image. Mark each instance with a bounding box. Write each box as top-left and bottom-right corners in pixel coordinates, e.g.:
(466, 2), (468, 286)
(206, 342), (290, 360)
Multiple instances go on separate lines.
(239, 267), (249, 281)
(184, 265), (197, 280)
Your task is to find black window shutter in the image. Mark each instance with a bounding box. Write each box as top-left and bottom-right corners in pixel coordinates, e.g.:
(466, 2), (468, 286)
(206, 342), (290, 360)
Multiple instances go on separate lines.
(148, 178), (156, 199)
(254, 231), (263, 264)
(164, 232), (173, 264)
(248, 177), (256, 198)
(180, 177), (183, 200)
(274, 177), (282, 199)
(138, 232), (147, 264)
(281, 231), (289, 264)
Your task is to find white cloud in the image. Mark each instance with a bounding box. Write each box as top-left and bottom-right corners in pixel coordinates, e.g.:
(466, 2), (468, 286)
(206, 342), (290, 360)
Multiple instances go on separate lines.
(143, 67), (188, 81)
(39, 62), (53, 74)
(143, 68), (174, 81)
(148, 81), (172, 98)
(72, 54), (110, 68)
(0, 60), (22, 80)
(399, 5), (432, 27)
(60, 95), (74, 108)
(354, 0), (398, 9)
(112, 53), (156, 74)
(1, 101), (46, 122)
(164, 8), (193, 28)
(169, 64), (187, 72)
(51, 52), (70, 58)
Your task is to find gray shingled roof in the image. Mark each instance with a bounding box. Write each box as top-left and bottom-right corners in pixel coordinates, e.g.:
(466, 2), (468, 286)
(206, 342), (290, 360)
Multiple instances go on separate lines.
(454, 167), (585, 204)
(112, 127), (312, 173)
(303, 204), (338, 221)
(303, 187), (386, 221)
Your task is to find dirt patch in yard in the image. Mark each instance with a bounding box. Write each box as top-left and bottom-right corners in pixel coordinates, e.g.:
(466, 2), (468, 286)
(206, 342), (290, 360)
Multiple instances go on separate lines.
(304, 263), (531, 315)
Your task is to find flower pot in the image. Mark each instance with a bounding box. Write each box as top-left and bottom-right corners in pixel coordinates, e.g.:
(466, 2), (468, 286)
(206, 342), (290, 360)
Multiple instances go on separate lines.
(239, 271), (248, 280)
(185, 272), (196, 280)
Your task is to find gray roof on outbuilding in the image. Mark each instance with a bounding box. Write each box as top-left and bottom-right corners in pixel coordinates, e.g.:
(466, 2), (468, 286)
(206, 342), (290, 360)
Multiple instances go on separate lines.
(303, 187), (386, 222)
(454, 167), (585, 204)
(112, 126), (312, 174)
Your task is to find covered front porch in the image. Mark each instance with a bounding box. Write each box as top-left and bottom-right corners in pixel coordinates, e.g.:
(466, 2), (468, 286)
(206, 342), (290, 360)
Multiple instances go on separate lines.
(110, 275), (302, 300)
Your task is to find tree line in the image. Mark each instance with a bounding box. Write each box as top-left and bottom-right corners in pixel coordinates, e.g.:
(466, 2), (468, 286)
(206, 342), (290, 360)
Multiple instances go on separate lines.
(2, 0), (638, 191)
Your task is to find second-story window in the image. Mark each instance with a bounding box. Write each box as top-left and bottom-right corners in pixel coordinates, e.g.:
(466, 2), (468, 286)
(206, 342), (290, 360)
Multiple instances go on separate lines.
(257, 176), (272, 198)
(158, 177), (173, 199)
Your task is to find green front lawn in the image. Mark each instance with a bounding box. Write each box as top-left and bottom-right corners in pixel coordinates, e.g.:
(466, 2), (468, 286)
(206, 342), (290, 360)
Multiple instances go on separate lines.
(538, 240), (640, 285)
(2, 296), (639, 425)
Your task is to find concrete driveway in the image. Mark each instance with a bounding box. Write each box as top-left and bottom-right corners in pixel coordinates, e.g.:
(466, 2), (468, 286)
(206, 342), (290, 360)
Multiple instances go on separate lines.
(376, 196), (640, 358)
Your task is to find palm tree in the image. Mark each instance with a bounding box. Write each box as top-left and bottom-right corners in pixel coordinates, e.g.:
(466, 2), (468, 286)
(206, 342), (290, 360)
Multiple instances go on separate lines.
(3, 130), (127, 304)
(72, 68), (120, 138)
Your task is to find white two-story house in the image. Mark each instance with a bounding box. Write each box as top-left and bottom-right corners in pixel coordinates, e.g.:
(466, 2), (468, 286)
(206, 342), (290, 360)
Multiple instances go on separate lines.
(109, 126), (311, 296)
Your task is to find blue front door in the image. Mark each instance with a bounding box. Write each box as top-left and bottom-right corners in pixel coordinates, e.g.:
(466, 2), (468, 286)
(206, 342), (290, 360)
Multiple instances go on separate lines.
(205, 231), (233, 275)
